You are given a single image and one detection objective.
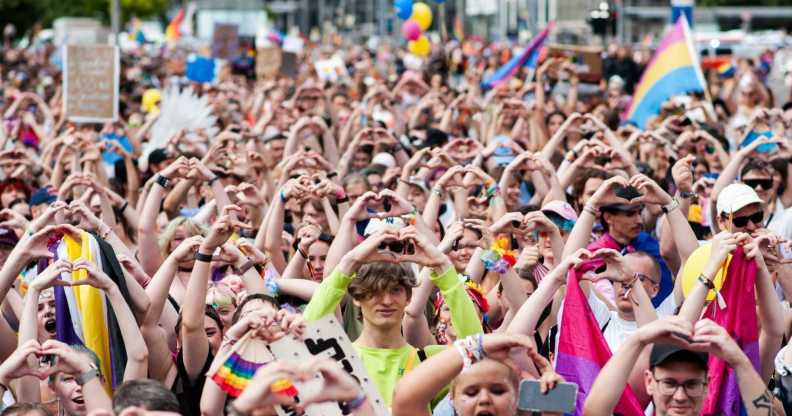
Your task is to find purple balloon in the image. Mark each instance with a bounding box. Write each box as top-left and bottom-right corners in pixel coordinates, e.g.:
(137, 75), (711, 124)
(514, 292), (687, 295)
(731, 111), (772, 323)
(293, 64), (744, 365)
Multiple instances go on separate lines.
(402, 20), (421, 41)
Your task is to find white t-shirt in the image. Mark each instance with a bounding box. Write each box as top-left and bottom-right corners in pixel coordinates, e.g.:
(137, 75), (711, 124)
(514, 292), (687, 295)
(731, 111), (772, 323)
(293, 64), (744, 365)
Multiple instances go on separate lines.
(766, 197), (792, 241)
(588, 293), (637, 353)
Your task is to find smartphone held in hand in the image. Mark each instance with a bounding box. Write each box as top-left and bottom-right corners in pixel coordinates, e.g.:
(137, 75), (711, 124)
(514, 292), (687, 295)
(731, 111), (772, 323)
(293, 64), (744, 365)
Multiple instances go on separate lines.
(517, 379), (578, 413)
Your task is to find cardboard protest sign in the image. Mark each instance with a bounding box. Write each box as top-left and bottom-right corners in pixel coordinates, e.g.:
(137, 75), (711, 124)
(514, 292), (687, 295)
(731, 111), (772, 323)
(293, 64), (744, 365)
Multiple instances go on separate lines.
(63, 44), (119, 123)
(257, 47), (282, 78)
(212, 23), (240, 60)
(280, 52), (299, 78)
(547, 44), (603, 83)
(269, 316), (389, 416)
(314, 56), (347, 83)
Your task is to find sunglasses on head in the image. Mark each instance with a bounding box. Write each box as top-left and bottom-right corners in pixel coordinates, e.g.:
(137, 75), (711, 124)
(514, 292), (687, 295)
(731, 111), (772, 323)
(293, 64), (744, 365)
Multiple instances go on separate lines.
(731, 211), (764, 228)
(743, 178), (773, 191)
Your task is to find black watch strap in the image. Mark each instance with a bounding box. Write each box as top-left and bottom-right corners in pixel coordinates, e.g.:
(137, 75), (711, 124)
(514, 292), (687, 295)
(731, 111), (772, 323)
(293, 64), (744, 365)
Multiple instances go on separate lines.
(155, 174), (171, 189)
(194, 252), (213, 262)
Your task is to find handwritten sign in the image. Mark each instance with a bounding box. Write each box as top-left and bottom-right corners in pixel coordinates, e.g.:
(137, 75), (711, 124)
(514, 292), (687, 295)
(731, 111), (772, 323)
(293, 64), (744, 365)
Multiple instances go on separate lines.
(269, 316), (389, 416)
(256, 47), (282, 79)
(314, 56), (347, 83)
(63, 45), (119, 122)
(212, 23), (240, 60)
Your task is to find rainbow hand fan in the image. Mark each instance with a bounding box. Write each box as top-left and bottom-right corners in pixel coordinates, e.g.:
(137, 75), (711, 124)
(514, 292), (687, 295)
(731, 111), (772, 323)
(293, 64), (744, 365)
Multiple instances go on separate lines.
(209, 332), (275, 397)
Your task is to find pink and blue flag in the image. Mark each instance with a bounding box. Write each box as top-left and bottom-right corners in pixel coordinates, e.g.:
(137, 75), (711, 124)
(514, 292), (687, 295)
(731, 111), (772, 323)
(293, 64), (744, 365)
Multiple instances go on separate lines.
(701, 247), (760, 415)
(480, 22), (554, 90)
(624, 15), (707, 128)
(556, 266), (644, 415)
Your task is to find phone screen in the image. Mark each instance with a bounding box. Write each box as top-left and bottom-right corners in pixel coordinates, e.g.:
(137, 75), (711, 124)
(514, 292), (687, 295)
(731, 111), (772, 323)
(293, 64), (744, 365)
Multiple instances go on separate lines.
(517, 379), (577, 413)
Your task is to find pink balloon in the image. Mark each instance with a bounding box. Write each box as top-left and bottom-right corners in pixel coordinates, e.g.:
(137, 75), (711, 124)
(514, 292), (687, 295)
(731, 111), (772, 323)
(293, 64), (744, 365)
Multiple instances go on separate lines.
(402, 20), (421, 41)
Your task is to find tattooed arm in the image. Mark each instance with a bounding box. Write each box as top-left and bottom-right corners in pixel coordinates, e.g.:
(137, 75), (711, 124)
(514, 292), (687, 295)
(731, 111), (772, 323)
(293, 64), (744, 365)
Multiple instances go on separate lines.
(693, 319), (775, 416)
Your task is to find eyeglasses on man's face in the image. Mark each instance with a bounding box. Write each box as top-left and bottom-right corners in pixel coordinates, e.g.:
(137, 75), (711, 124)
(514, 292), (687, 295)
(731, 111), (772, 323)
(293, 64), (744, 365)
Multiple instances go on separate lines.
(652, 375), (708, 398)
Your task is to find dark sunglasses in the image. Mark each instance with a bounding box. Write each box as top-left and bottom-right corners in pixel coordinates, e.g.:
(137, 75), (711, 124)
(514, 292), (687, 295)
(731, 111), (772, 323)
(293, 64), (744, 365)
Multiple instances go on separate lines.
(743, 178), (773, 191)
(731, 211), (764, 228)
(378, 240), (415, 254)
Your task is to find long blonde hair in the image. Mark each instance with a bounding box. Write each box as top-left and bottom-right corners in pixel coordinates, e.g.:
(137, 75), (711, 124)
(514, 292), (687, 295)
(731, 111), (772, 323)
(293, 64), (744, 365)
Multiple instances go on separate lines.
(158, 216), (208, 255)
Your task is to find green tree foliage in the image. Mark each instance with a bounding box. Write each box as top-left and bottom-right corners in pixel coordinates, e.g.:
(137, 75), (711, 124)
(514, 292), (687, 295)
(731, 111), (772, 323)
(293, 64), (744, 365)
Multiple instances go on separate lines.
(0, 0), (168, 36)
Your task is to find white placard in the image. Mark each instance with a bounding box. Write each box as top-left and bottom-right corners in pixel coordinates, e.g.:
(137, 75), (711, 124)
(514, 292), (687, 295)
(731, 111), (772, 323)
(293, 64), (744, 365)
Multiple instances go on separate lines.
(270, 316), (389, 416)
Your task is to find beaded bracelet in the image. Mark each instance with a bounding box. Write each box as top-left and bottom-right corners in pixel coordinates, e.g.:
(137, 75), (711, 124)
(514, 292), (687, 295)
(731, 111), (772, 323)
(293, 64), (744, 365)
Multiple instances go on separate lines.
(453, 339), (473, 370)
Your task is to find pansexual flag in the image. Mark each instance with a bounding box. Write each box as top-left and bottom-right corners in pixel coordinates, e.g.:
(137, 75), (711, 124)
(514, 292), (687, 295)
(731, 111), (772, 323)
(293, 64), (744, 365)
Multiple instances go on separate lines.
(480, 22), (554, 90)
(701, 247), (760, 415)
(624, 16), (707, 128)
(556, 267), (643, 415)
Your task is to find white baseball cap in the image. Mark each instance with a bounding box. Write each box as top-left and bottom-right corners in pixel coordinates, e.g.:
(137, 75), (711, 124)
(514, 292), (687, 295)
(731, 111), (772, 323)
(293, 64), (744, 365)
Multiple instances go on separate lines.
(716, 183), (763, 215)
(371, 152), (397, 169)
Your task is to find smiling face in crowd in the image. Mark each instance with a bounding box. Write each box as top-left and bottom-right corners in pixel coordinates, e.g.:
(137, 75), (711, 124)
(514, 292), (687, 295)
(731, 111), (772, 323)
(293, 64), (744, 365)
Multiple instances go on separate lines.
(645, 360), (708, 416)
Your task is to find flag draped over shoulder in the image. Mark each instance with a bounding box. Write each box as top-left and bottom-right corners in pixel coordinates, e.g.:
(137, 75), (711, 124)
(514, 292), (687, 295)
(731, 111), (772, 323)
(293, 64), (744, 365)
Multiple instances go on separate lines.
(480, 22), (554, 90)
(701, 247), (760, 415)
(556, 267), (644, 416)
(623, 15), (707, 128)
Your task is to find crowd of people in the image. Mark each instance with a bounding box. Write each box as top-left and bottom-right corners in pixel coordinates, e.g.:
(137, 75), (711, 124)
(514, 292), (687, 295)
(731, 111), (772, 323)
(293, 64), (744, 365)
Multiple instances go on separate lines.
(0, 22), (790, 416)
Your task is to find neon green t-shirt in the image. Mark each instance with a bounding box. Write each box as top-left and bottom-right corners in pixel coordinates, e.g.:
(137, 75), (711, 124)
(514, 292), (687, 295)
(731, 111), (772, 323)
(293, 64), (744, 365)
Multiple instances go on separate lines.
(303, 266), (483, 407)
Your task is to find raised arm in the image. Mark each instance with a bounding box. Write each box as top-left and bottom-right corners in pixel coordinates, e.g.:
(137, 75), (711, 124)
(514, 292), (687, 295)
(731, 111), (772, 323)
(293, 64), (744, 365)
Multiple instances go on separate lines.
(393, 333), (542, 416)
(141, 236), (202, 382)
(562, 176), (629, 257)
(677, 232), (736, 324)
(745, 234), (785, 382)
(17, 260), (72, 403)
(181, 211), (240, 380)
(584, 317), (694, 415)
(138, 157), (189, 276)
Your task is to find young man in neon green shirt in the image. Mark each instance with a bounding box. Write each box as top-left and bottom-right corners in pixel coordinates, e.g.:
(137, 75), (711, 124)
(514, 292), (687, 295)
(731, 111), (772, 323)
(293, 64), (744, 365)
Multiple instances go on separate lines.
(303, 225), (483, 409)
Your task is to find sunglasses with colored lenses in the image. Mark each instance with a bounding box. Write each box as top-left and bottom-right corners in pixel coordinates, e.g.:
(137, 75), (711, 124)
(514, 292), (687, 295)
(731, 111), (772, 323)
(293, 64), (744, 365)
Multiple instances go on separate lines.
(731, 211), (764, 228)
(743, 178), (773, 191)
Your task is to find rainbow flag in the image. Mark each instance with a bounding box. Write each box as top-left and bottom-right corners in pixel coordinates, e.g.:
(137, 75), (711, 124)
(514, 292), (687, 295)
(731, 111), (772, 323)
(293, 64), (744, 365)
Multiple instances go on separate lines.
(165, 8), (185, 42)
(624, 15), (707, 128)
(556, 267), (644, 415)
(480, 22), (554, 90)
(453, 15), (465, 41)
(717, 61), (735, 78)
(701, 247), (760, 415)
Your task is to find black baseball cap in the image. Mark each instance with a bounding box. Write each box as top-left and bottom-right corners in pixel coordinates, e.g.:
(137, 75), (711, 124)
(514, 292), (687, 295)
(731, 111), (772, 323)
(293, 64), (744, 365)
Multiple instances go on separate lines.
(148, 148), (170, 166)
(650, 344), (708, 370)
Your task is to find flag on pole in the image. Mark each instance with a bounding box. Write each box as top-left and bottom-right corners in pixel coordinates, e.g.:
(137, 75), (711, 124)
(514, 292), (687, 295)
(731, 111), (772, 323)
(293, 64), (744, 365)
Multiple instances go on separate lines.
(165, 8), (185, 42)
(480, 22), (554, 90)
(624, 15), (707, 128)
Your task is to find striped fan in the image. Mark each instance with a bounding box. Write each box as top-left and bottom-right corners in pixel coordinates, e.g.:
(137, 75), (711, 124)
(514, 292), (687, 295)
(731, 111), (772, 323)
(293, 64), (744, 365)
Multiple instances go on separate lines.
(209, 332), (275, 397)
